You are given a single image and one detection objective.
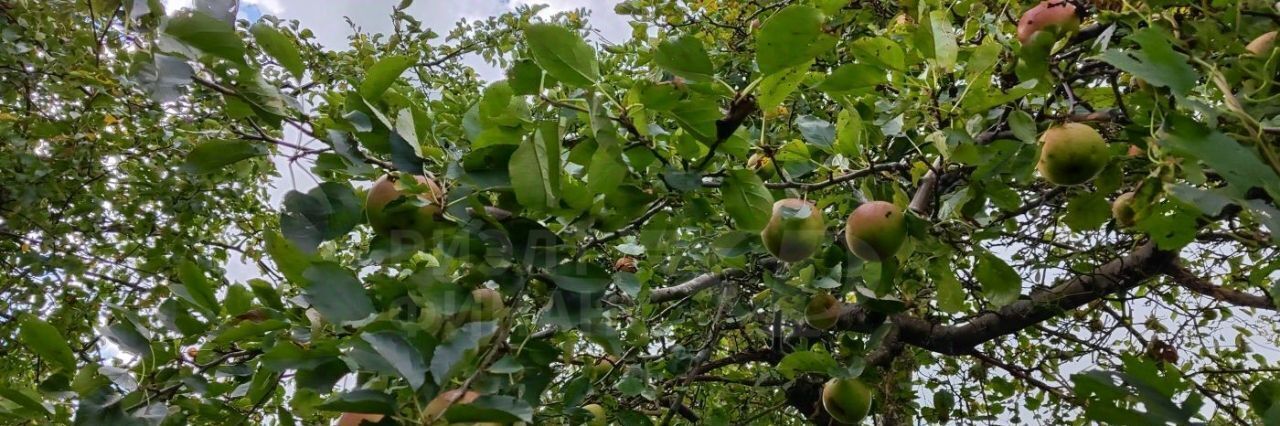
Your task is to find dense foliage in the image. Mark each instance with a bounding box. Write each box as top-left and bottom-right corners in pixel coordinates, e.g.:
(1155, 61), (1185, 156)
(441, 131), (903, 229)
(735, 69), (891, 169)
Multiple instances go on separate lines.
(3, 0), (1280, 424)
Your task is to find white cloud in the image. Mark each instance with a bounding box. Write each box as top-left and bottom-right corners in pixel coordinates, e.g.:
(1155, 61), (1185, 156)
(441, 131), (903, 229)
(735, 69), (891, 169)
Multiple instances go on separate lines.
(247, 0), (284, 14)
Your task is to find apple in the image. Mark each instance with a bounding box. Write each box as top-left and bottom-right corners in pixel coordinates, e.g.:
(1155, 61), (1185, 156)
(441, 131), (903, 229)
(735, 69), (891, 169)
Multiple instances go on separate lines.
(844, 201), (907, 262)
(822, 378), (873, 424)
(806, 292), (841, 330)
(748, 152), (777, 180)
(1037, 123), (1109, 185)
(1112, 191), (1137, 227)
(336, 413), (384, 426)
(761, 198), (827, 262)
(422, 389), (479, 424)
(583, 403), (607, 426)
(1016, 1), (1081, 45)
(465, 288), (504, 322)
(366, 173), (446, 235)
(1247, 31), (1277, 56)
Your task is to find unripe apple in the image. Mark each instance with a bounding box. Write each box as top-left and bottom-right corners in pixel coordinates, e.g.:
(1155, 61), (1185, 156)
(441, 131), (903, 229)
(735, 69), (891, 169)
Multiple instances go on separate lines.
(1112, 191), (1137, 228)
(1247, 31), (1277, 56)
(1037, 123), (1109, 185)
(1016, 0), (1082, 45)
(805, 292), (841, 330)
(337, 413), (384, 426)
(822, 378), (873, 424)
(614, 256), (638, 273)
(761, 199), (827, 262)
(366, 174), (446, 235)
(422, 389), (480, 424)
(465, 288), (504, 322)
(590, 355), (620, 379)
(583, 403), (608, 426)
(844, 201), (907, 262)
(748, 152), (777, 180)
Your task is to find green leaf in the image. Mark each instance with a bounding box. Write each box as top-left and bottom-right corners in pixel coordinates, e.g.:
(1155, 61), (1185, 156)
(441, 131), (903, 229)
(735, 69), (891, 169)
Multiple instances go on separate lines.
(223, 284), (253, 316)
(174, 260), (221, 316)
(975, 251), (1020, 307)
(316, 389), (396, 414)
(541, 289), (605, 328)
(850, 37), (905, 71)
(359, 55), (414, 101)
(389, 129), (425, 174)
(431, 321), (498, 385)
(1161, 115), (1280, 200)
(1168, 184), (1234, 217)
(265, 230), (313, 284)
(757, 59), (812, 111)
(655, 36), (713, 82)
(362, 331), (429, 390)
(280, 182), (363, 252)
(250, 22), (305, 78)
(930, 260), (964, 313)
(668, 98), (721, 143)
(101, 322), (151, 358)
(1249, 380), (1280, 419)
(795, 115), (834, 149)
(260, 342), (340, 371)
(164, 11), (247, 65)
(1064, 192), (1111, 232)
(301, 262), (374, 324)
(1095, 28), (1198, 96)
(755, 5), (832, 75)
(834, 108), (864, 157)
(180, 139), (265, 174)
(1007, 110), (1037, 144)
(814, 63), (885, 94)
(525, 24), (599, 87)
(721, 169), (774, 232)
(0, 386), (51, 417)
(776, 351), (838, 379)
(587, 144), (627, 196)
(928, 10), (958, 71)
(445, 395), (535, 424)
(549, 262), (612, 294)
(157, 298), (208, 336)
(19, 316), (77, 372)
(507, 59), (546, 95)
(210, 319), (288, 347)
(510, 121), (562, 210)
(1135, 200), (1199, 250)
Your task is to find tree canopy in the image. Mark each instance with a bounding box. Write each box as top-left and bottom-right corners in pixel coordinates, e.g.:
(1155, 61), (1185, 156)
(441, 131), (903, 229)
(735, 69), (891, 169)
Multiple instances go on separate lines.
(3, 0), (1280, 424)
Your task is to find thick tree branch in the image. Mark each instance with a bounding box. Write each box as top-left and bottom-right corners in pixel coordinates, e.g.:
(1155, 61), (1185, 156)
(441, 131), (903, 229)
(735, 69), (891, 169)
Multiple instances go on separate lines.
(648, 269), (744, 304)
(814, 241), (1175, 355)
(1165, 264), (1276, 310)
(909, 159), (943, 216)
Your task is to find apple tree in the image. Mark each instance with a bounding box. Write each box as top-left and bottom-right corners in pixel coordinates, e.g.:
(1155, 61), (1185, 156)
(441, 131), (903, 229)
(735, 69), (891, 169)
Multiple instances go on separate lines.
(3, 0), (1280, 424)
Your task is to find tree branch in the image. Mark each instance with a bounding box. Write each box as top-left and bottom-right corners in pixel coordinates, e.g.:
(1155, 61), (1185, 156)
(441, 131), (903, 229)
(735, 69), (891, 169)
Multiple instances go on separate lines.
(1165, 264), (1276, 310)
(693, 94), (758, 170)
(647, 269), (745, 304)
(815, 241), (1175, 355)
(702, 161), (911, 190)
